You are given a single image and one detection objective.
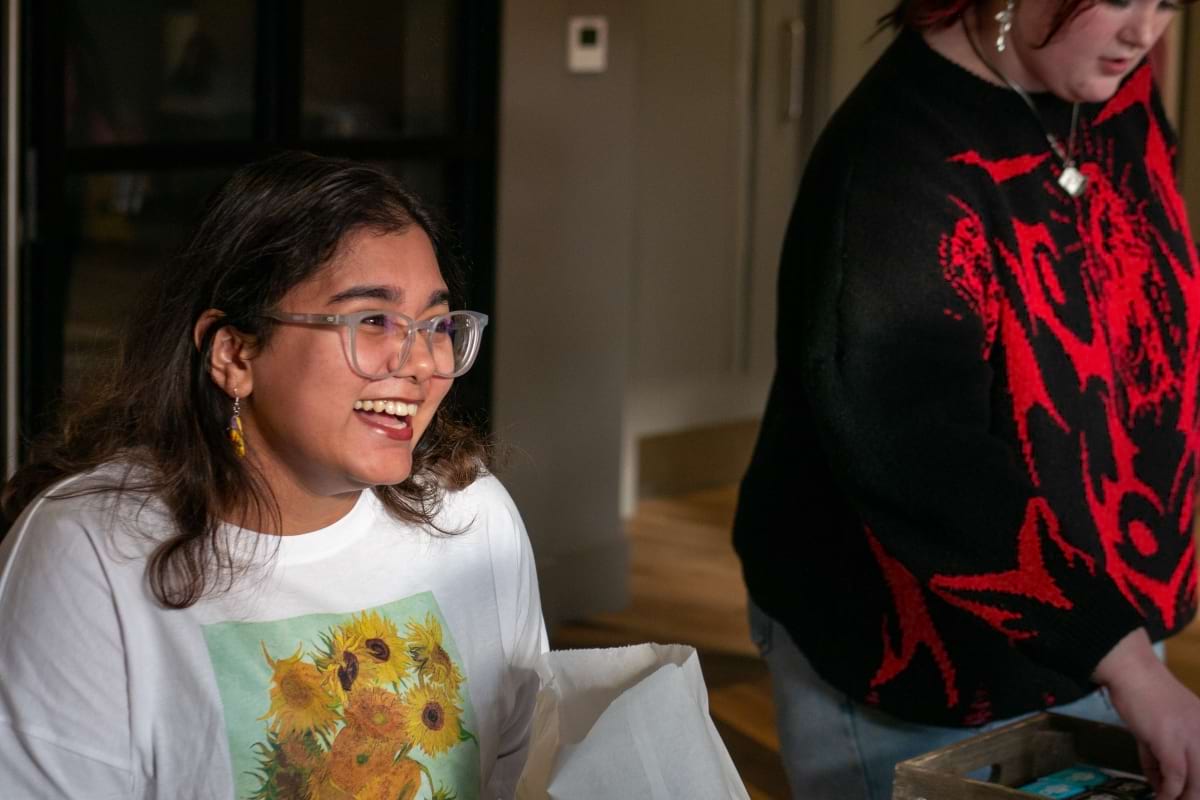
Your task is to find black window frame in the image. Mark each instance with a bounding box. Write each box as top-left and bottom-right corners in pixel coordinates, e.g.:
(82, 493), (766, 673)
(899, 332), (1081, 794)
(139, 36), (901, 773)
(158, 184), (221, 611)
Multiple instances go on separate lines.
(17, 0), (500, 455)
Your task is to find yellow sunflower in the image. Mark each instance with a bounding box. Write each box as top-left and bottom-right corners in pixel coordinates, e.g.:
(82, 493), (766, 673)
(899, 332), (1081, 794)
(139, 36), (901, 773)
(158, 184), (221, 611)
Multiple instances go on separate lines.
(423, 644), (465, 695)
(402, 683), (462, 757)
(404, 614), (464, 693)
(260, 642), (340, 738)
(306, 761), (354, 800)
(403, 614), (443, 663)
(358, 757), (424, 800)
(324, 725), (397, 795)
(314, 624), (372, 703)
(278, 730), (325, 773)
(343, 686), (410, 748)
(348, 610), (411, 685)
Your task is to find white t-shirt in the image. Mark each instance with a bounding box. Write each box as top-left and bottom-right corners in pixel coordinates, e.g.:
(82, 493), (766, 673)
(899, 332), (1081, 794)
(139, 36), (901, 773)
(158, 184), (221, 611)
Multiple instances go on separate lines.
(0, 469), (547, 799)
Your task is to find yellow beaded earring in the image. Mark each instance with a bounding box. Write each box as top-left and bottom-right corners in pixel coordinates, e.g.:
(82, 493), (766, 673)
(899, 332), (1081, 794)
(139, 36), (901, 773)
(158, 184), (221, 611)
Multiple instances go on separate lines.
(228, 394), (246, 458)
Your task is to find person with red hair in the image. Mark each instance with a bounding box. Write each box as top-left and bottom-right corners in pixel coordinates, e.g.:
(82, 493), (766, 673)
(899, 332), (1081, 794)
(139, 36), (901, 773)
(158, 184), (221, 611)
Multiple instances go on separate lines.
(734, 1), (1200, 798)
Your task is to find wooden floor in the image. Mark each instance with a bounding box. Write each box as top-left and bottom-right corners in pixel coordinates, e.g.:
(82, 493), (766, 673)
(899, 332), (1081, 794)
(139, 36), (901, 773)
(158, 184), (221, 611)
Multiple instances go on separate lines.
(551, 485), (1200, 800)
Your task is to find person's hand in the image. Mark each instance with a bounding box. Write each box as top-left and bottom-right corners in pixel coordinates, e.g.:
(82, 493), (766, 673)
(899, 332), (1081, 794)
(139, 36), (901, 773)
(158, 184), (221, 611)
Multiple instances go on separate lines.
(1093, 628), (1200, 800)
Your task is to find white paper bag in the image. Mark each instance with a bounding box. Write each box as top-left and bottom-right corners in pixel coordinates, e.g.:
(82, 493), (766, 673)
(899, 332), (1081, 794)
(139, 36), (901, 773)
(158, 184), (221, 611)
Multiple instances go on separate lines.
(516, 643), (752, 800)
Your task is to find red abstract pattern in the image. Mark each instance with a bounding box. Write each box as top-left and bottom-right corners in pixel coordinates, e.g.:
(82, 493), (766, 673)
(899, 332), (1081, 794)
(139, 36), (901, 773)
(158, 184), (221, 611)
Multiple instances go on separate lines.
(866, 66), (1200, 708)
(929, 498), (1090, 641)
(866, 528), (959, 709)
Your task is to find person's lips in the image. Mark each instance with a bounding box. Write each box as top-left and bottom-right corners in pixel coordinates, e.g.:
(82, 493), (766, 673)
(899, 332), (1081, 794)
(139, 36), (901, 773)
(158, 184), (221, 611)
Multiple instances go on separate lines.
(1099, 55), (1134, 76)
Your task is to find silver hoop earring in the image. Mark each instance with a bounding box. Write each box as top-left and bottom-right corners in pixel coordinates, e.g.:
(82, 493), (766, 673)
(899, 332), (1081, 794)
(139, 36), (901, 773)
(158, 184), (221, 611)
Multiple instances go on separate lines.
(995, 0), (1015, 53)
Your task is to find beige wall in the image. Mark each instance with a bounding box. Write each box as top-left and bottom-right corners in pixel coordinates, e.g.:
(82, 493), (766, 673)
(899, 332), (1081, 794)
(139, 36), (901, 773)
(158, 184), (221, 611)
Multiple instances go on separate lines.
(829, 0), (894, 114)
(630, 0), (743, 382)
(494, 0), (635, 625)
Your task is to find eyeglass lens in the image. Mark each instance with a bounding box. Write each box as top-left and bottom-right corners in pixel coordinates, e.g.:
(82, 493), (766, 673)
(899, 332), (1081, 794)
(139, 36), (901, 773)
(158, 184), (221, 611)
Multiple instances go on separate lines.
(351, 312), (480, 378)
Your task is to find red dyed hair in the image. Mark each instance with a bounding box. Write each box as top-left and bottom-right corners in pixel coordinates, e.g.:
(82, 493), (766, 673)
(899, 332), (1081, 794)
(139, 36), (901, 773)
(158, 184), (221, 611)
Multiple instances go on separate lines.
(878, 0), (1187, 42)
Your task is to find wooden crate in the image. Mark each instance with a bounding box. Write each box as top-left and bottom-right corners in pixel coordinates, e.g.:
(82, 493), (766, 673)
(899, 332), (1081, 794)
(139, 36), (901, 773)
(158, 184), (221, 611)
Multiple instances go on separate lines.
(892, 712), (1142, 799)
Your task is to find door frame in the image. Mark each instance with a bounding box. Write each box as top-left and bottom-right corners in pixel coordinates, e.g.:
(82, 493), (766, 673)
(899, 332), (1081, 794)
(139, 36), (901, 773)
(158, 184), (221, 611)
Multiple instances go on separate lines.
(2, 0), (20, 480)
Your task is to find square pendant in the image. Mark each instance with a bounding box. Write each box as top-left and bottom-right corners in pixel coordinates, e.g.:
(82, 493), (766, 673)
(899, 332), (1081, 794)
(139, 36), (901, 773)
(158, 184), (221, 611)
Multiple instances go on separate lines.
(1058, 166), (1088, 198)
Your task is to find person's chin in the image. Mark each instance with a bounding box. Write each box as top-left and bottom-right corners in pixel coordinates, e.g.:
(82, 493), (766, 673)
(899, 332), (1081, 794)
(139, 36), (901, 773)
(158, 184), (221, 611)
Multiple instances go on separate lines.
(1072, 75), (1123, 104)
(345, 455), (414, 490)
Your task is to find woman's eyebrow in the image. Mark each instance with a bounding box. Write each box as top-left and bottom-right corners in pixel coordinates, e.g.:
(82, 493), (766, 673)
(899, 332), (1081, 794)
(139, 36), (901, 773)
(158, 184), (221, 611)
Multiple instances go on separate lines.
(327, 285), (402, 305)
(327, 286), (451, 309)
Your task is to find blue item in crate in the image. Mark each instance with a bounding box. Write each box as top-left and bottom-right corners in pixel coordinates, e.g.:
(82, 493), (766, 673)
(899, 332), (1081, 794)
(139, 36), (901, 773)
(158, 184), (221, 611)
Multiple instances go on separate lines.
(1019, 765), (1110, 797)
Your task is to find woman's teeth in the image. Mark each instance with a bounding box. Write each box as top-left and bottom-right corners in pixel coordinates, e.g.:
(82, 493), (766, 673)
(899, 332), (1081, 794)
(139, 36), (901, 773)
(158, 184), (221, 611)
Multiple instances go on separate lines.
(353, 400), (418, 417)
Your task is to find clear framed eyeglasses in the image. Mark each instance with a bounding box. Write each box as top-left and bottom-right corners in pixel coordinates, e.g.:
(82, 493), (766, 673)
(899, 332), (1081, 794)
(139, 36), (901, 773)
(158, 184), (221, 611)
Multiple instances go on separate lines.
(262, 309), (489, 379)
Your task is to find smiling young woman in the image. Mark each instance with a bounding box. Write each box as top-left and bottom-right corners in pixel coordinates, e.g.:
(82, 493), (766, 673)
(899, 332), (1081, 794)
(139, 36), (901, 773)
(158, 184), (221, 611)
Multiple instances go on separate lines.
(198, 226), (460, 531)
(0, 152), (547, 798)
(733, 1), (1200, 799)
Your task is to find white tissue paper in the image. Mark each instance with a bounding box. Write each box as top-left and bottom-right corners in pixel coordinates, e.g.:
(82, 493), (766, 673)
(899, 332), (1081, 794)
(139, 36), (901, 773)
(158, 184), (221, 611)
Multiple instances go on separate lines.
(515, 643), (751, 800)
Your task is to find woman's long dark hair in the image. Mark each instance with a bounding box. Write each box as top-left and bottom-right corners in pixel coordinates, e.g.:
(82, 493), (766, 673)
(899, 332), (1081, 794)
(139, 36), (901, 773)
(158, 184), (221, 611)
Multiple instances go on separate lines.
(1, 151), (490, 608)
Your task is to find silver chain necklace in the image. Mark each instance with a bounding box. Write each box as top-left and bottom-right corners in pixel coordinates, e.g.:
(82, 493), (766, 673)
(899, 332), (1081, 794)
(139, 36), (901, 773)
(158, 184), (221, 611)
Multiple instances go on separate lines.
(962, 16), (1088, 198)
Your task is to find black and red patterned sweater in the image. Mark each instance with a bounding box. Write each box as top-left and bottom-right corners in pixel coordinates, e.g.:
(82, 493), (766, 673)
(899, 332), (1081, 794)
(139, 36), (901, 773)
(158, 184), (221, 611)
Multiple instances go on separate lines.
(734, 28), (1200, 726)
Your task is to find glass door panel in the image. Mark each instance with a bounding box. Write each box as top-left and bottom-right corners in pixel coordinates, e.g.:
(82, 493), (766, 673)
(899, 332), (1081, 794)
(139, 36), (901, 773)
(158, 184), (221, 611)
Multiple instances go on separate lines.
(66, 0), (256, 146)
(302, 0), (457, 138)
(60, 169), (232, 400)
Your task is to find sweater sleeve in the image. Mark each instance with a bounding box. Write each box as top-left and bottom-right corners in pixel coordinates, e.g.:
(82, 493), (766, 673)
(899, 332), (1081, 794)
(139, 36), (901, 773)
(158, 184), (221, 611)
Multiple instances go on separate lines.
(796, 147), (1147, 687)
(0, 493), (139, 797)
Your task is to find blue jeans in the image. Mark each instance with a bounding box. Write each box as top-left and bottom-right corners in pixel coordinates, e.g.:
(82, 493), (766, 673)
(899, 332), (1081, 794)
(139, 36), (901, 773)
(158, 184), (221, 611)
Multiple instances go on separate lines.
(749, 602), (1125, 800)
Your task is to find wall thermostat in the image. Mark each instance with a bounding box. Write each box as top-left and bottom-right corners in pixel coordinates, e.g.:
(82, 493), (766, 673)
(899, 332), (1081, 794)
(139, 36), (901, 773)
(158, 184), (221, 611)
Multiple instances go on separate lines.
(567, 16), (608, 74)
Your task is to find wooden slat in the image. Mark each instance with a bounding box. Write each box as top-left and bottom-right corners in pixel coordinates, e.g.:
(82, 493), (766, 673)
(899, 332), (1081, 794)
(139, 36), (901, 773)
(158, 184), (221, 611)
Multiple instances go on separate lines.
(894, 714), (1141, 800)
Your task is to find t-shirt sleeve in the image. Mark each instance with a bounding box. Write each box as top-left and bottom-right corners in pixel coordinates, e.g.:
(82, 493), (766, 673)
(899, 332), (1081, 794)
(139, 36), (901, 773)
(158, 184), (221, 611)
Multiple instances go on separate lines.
(797, 154), (1145, 685)
(480, 479), (548, 800)
(0, 494), (138, 797)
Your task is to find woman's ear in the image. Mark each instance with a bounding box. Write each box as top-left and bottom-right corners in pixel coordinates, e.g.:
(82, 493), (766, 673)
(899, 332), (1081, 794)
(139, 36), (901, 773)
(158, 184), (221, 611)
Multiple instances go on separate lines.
(194, 309), (257, 399)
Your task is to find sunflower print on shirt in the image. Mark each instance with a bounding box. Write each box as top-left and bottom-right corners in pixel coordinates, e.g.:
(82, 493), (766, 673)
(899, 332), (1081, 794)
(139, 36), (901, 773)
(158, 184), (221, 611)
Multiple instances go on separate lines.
(203, 593), (479, 800)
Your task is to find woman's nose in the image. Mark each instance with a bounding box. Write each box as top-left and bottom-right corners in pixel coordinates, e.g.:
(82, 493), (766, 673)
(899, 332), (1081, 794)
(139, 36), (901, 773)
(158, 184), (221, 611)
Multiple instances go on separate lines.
(1118, 4), (1159, 49)
(392, 331), (437, 379)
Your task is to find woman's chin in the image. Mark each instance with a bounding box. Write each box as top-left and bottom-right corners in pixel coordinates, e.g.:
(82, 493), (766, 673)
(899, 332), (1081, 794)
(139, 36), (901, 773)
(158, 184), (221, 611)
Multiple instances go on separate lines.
(346, 458), (415, 490)
(1065, 75), (1124, 105)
